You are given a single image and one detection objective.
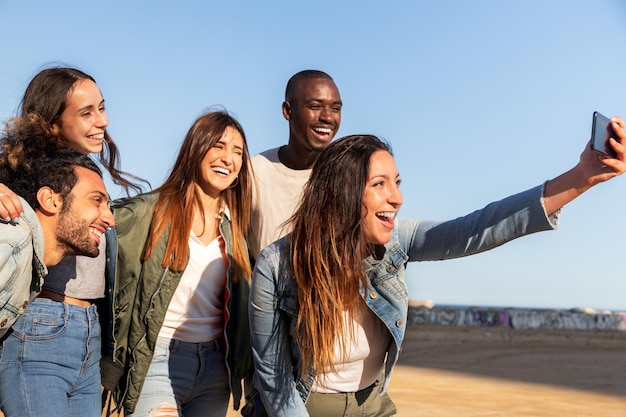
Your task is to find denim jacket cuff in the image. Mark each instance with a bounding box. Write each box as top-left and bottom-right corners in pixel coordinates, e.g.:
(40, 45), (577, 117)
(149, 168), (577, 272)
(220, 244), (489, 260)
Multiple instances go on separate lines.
(539, 181), (560, 229)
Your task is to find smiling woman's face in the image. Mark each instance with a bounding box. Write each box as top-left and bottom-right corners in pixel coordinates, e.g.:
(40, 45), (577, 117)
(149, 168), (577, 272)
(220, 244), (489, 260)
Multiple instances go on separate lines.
(362, 150), (403, 245)
(53, 79), (108, 155)
(197, 126), (244, 197)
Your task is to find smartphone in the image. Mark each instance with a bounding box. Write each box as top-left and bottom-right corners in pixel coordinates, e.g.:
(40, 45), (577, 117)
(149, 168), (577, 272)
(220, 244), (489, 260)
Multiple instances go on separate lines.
(591, 111), (617, 158)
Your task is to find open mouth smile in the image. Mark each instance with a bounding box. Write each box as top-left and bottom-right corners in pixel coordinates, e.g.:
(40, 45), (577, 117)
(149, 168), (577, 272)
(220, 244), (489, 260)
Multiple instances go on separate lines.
(212, 167), (231, 176)
(312, 126), (334, 138)
(376, 211), (396, 228)
(88, 133), (104, 142)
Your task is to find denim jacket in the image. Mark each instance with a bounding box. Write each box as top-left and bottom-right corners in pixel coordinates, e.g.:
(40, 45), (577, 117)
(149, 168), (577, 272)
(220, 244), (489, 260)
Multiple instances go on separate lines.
(0, 198), (45, 338)
(249, 185), (559, 417)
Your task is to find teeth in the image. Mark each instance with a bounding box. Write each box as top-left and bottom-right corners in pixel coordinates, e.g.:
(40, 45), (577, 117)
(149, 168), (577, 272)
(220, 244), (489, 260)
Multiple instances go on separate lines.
(314, 127), (331, 134)
(89, 134), (104, 140)
(213, 167), (230, 175)
(376, 212), (395, 219)
(90, 228), (103, 237)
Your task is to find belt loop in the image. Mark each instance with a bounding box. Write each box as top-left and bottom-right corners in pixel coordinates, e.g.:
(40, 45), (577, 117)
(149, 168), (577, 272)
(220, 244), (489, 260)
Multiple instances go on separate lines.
(169, 338), (178, 353)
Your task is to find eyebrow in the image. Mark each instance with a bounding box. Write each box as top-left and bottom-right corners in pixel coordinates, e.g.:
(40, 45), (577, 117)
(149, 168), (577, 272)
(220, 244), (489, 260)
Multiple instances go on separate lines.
(218, 138), (244, 150)
(369, 173), (400, 181)
(76, 99), (105, 114)
(91, 190), (110, 203)
(306, 98), (343, 105)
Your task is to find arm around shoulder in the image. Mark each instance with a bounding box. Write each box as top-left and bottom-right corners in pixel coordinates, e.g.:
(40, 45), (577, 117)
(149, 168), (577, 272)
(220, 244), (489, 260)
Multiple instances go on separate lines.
(0, 183), (24, 222)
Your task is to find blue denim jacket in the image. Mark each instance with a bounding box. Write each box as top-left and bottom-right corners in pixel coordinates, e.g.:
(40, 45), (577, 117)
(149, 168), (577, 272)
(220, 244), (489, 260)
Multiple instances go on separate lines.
(249, 185), (559, 417)
(0, 198), (45, 338)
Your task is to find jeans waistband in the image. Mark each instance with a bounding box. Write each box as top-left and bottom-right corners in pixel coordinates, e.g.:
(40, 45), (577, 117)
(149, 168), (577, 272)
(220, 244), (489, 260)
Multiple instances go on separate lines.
(165, 335), (224, 354)
(28, 297), (98, 319)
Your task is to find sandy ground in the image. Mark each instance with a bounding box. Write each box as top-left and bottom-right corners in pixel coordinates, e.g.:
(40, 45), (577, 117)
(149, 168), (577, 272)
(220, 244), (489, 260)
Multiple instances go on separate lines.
(386, 325), (626, 417)
(227, 325), (626, 417)
(4, 325), (623, 416)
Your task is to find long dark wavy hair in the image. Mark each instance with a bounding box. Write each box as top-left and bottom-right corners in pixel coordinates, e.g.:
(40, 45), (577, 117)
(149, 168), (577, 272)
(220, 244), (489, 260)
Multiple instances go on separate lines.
(287, 134), (393, 377)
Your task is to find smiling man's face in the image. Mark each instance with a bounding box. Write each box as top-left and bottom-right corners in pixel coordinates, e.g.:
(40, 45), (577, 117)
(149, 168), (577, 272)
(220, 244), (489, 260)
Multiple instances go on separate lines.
(284, 77), (342, 154)
(56, 166), (114, 258)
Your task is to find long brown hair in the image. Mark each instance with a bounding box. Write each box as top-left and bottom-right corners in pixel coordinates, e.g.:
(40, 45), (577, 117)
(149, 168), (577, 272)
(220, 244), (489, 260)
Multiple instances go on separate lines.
(288, 134), (392, 376)
(142, 110), (252, 281)
(20, 66), (147, 195)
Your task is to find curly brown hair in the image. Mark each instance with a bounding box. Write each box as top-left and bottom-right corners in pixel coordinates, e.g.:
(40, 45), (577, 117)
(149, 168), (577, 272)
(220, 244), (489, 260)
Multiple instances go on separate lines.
(0, 114), (102, 210)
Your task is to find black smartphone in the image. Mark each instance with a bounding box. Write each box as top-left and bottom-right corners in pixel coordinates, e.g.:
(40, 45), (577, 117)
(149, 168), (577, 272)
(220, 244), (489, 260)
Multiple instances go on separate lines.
(591, 111), (617, 158)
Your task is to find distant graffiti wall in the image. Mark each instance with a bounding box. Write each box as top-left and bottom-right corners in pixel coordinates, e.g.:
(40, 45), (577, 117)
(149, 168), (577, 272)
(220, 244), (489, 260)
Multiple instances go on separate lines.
(407, 304), (626, 331)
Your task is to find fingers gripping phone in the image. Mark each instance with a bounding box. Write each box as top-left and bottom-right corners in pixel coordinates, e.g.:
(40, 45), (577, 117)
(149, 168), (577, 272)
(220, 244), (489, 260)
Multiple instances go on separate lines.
(591, 111), (617, 158)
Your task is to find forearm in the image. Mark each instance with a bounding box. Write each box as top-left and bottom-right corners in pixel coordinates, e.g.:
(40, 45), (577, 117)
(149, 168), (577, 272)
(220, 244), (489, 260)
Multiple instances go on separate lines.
(402, 185), (557, 262)
(542, 167), (592, 216)
(543, 117), (626, 214)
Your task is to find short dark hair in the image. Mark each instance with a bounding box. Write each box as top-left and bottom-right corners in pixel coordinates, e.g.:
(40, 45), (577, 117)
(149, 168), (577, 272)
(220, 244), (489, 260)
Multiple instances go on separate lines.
(0, 115), (102, 209)
(285, 70), (334, 101)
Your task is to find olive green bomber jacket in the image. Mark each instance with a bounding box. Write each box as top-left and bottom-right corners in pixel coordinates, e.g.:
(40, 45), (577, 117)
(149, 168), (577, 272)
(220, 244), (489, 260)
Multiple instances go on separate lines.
(100, 191), (253, 414)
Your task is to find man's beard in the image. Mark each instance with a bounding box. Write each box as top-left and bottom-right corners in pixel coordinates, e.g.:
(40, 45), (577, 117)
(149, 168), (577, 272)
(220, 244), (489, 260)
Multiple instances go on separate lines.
(56, 208), (100, 258)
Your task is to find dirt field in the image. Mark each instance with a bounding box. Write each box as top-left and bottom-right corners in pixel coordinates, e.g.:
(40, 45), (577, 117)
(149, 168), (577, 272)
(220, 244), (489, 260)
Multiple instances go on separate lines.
(228, 325), (626, 417)
(386, 325), (626, 417)
(3, 325), (624, 416)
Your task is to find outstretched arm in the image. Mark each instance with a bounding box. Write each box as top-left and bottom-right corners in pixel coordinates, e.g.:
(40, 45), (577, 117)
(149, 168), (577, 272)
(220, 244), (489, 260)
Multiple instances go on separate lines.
(543, 116), (626, 215)
(0, 183), (24, 223)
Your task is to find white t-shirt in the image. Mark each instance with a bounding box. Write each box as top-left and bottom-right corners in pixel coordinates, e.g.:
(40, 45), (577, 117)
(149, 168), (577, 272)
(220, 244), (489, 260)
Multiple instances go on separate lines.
(249, 147), (312, 259)
(158, 233), (226, 343)
(312, 302), (392, 393)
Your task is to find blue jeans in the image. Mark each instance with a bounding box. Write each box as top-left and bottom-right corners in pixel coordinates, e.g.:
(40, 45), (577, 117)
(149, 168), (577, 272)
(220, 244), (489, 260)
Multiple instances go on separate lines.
(0, 298), (101, 417)
(128, 336), (230, 417)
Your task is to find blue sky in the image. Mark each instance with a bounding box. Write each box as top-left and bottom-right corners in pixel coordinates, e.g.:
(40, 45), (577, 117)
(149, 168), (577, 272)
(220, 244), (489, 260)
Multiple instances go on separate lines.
(1, 1), (625, 311)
